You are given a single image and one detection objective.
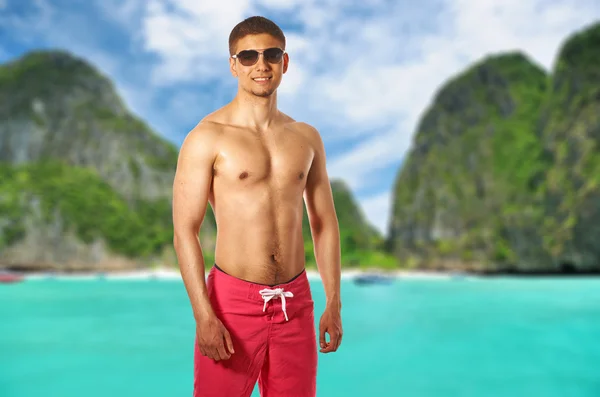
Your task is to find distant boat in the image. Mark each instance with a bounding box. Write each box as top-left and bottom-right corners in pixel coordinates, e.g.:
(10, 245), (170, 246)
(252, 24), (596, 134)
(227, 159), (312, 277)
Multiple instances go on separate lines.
(354, 272), (395, 285)
(0, 271), (24, 284)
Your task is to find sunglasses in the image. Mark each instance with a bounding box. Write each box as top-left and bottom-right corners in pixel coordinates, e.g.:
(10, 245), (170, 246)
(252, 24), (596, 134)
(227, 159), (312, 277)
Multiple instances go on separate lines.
(232, 47), (285, 66)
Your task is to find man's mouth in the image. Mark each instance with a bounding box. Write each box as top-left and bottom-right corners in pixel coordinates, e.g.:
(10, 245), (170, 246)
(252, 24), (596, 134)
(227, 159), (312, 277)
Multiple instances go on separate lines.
(253, 77), (271, 82)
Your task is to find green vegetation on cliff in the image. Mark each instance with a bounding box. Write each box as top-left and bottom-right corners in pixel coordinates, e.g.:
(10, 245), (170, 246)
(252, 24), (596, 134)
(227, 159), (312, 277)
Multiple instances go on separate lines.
(0, 161), (175, 257)
(390, 51), (549, 270)
(388, 21), (600, 272)
(536, 22), (600, 270)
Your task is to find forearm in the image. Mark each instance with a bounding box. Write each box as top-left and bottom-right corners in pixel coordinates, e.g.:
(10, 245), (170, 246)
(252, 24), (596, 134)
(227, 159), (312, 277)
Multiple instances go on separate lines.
(313, 223), (342, 309)
(173, 232), (214, 321)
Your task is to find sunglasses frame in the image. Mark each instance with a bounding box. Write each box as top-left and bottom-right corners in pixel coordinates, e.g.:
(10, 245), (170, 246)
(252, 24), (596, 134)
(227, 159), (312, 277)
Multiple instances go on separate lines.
(231, 47), (286, 66)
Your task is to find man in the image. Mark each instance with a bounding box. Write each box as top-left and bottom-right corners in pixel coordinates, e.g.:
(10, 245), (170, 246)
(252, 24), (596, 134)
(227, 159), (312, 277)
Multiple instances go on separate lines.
(172, 16), (343, 397)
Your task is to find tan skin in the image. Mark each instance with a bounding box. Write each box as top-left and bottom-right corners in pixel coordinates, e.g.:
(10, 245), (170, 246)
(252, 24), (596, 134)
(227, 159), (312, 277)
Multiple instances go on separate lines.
(172, 33), (343, 362)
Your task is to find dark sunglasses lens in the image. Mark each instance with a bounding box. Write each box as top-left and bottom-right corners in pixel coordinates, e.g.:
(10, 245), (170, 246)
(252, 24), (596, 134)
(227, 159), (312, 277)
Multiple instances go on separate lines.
(238, 50), (259, 66)
(264, 48), (284, 63)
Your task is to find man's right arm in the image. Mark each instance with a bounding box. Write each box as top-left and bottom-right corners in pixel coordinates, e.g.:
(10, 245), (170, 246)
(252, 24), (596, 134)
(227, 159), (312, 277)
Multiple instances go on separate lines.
(172, 123), (217, 321)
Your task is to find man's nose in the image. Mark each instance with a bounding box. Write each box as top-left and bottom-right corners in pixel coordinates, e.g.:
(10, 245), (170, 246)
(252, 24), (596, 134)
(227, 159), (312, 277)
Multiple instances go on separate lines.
(255, 53), (270, 70)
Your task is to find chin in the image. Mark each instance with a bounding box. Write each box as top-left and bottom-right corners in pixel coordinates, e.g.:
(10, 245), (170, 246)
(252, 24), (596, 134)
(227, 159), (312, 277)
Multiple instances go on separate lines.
(252, 88), (276, 98)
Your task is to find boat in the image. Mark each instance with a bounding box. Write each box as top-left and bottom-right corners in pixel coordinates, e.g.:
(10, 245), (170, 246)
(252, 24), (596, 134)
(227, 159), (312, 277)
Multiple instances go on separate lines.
(0, 271), (25, 284)
(353, 272), (395, 285)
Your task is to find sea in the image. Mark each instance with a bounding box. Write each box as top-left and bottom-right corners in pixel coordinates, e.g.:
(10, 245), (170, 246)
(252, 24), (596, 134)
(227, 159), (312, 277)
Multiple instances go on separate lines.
(1, 273), (599, 397)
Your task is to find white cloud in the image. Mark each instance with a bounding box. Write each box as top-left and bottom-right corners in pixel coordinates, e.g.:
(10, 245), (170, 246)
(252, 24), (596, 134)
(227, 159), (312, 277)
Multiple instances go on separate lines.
(276, 33), (309, 94)
(302, 0), (600, 134)
(141, 0), (253, 85)
(254, 0), (306, 9)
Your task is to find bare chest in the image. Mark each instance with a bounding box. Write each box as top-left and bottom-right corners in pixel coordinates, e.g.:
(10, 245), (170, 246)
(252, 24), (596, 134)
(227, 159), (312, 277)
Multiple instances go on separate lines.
(213, 131), (314, 187)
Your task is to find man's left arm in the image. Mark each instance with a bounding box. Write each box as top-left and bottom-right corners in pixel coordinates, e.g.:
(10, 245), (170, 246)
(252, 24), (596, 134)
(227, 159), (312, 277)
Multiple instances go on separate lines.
(303, 124), (343, 353)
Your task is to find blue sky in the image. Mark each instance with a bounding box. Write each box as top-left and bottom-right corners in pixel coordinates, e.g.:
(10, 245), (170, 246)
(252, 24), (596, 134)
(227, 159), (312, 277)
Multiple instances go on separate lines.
(1, 0), (599, 236)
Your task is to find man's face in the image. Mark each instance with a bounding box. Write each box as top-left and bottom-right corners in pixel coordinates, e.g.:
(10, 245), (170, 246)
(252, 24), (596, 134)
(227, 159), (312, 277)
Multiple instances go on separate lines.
(230, 33), (288, 98)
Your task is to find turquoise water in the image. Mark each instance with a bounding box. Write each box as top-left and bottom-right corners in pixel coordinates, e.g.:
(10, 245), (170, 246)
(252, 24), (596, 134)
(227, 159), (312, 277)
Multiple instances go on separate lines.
(1, 275), (600, 397)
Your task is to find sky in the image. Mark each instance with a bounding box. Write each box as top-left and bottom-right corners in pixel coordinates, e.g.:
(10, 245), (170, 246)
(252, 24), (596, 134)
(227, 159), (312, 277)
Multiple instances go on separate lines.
(1, 0), (599, 236)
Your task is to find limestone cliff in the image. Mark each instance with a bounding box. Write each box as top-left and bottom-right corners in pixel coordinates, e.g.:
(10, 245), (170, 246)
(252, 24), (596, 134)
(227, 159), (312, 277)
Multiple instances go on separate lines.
(0, 50), (176, 201)
(0, 50), (216, 271)
(388, 21), (600, 273)
(536, 22), (600, 271)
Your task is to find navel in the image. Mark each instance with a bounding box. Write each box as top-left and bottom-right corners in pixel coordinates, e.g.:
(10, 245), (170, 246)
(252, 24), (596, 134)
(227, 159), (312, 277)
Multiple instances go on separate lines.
(299, 171), (305, 179)
(239, 171), (249, 179)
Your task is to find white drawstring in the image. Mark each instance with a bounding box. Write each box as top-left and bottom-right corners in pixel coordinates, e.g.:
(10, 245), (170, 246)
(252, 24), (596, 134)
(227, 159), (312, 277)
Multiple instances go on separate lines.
(259, 287), (294, 321)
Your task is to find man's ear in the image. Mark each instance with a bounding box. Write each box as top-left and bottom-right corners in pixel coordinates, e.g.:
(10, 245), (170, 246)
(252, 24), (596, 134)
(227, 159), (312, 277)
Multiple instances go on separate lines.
(229, 57), (238, 77)
(283, 52), (289, 74)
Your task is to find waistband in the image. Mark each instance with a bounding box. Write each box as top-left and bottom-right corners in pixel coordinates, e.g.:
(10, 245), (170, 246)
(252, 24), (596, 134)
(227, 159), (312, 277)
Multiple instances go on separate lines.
(209, 264), (311, 322)
(214, 263), (305, 286)
(209, 263), (310, 301)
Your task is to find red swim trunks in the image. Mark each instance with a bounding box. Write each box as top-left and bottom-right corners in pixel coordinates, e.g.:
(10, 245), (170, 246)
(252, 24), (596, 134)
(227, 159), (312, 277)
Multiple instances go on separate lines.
(193, 264), (318, 397)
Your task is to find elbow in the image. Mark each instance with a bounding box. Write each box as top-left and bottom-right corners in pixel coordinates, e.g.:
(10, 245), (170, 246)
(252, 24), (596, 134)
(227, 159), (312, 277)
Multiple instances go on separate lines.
(173, 230), (183, 245)
(173, 228), (198, 248)
(173, 234), (181, 252)
(310, 215), (338, 238)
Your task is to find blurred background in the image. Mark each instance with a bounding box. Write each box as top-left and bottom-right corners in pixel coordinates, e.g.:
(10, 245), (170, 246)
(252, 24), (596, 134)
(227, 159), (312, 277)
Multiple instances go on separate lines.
(1, 1), (600, 396)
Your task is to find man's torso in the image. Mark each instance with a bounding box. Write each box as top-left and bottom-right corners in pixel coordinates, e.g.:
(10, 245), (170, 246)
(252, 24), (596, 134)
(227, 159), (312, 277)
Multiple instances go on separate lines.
(203, 109), (316, 285)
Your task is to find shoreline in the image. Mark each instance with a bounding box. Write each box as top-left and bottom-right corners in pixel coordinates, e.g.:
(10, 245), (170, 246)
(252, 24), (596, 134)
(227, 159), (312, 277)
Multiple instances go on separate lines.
(11, 267), (600, 282)
(19, 267), (461, 281)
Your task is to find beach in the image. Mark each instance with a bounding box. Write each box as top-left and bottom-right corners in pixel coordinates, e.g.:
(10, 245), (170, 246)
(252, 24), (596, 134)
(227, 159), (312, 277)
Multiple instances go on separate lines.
(20, 266), (461, 282)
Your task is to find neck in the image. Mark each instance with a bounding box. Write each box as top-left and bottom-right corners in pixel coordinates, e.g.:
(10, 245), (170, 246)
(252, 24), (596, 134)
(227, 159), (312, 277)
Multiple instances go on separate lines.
(230, 88), (279, 131)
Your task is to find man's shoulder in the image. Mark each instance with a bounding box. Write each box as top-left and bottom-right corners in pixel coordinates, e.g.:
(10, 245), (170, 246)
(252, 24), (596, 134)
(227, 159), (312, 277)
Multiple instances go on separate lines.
(181, 122), (215, 146)
(185, 110), (231, 140)
(178, 118), (224, 159)
(284, 118), (321, 139)
(287, 121), (324, 151)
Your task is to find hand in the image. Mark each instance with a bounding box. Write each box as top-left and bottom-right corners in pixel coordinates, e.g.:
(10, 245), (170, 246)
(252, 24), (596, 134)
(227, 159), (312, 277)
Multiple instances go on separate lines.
(196, 313), (235, 361)
(319, 303), (343, 353)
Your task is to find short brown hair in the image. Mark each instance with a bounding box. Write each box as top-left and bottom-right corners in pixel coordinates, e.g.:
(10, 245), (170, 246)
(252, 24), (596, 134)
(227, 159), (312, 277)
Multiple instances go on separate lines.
(228, 16), (286, 55)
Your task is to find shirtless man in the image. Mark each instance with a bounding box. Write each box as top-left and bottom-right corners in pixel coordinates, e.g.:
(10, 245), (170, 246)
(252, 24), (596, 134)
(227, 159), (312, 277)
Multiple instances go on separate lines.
(172, 16), (343, 397)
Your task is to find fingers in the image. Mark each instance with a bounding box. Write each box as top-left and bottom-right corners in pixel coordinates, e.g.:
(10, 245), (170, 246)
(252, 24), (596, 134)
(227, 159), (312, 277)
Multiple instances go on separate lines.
(198, 334), (234, 361)
(216, 343), (230, 361)
(320, 329), (343, 353)
(319, 326), (327, 350)
(224, 328), (235, 355)
(201, 344), (228, 361)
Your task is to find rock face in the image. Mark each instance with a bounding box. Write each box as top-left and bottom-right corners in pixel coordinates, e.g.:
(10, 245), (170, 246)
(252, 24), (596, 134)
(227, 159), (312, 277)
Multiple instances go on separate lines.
(0, 50), (215, 271)
(388, 22), (600, 273)
(536, 22), (600, 271)
(0, 50), (378, 271)
(0, 50), (176, 202)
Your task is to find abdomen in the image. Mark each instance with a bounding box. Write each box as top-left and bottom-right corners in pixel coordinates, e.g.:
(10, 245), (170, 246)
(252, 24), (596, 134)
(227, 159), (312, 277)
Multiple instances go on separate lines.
(213, 188), (306, 285)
